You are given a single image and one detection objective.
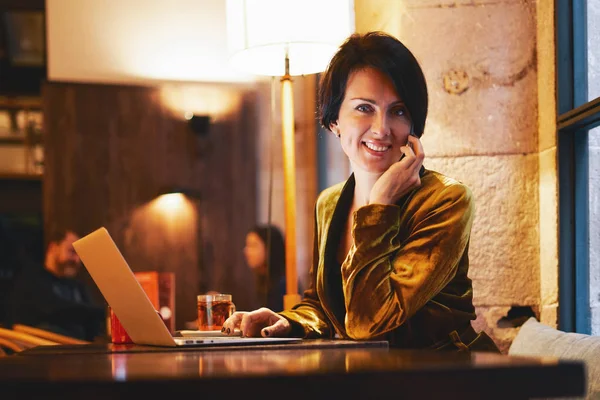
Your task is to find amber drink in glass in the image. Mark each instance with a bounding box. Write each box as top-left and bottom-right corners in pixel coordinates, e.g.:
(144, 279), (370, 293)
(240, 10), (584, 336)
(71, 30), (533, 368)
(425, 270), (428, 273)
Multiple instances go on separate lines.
(197, 294), (235, 331)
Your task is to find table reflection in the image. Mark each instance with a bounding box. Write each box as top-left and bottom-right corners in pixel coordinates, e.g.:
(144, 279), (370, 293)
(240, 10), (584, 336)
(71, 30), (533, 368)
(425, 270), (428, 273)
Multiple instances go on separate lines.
(109, 349), (400, 380)
(110, 352), (199, 381)
(199, 349), (326, 376)
(105, 348), (561, 381)
(86, 349), (568, 381)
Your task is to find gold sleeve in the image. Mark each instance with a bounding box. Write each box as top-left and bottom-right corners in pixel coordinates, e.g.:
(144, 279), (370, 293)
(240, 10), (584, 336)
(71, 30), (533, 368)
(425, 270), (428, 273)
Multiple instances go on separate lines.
(342, 183), (474, 340)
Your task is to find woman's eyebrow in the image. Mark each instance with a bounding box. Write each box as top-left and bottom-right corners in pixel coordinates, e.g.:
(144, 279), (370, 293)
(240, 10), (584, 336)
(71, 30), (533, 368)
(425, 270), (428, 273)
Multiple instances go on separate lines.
(350, 97), (405, 106)
(350, 97), (377, 104)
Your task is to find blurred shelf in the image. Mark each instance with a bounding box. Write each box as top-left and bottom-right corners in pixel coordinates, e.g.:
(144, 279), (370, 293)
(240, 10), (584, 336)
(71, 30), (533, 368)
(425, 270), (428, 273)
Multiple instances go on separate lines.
(0, 173), (42, 180)
(0, 136), (43, 145)
(0, 97), (42, 111)
(0, 137), (24, 145)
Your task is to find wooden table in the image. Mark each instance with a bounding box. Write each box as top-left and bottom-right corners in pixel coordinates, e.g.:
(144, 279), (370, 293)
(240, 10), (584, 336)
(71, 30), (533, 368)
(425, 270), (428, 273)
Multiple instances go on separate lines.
(0, 340), (585, 399)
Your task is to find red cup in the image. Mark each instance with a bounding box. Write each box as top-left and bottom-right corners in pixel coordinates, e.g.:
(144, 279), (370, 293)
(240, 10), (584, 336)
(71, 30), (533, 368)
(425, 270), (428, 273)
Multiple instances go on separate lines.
(110, 308), (133, 344)
(109, 307), (168, 344)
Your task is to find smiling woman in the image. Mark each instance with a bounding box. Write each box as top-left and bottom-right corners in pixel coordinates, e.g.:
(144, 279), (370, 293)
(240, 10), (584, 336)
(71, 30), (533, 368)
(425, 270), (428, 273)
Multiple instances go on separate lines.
(221, 32), (499, 353)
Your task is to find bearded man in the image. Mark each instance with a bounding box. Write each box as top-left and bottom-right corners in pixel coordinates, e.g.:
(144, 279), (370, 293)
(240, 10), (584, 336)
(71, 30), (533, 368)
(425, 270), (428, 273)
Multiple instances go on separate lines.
(5, 228), (105, 341)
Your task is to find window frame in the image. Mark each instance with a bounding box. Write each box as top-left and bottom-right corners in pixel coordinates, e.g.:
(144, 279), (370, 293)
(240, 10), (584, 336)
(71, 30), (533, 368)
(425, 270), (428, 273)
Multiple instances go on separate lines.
(556, 0), (600, 333)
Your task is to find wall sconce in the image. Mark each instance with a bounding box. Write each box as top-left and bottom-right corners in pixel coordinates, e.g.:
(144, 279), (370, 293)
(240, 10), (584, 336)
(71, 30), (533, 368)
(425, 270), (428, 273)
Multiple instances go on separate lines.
(151, 188), (199, 225)
(157, 187), (201, 200)
(186, 115), (211, 136)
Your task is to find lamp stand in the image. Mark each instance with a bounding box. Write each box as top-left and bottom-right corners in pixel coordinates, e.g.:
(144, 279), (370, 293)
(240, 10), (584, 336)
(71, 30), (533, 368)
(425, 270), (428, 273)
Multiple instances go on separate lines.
(281, 56), (302, 310)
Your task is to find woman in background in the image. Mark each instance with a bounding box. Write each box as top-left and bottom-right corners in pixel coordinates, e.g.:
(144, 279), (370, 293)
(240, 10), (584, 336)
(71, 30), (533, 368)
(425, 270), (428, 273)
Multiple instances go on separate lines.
(243, 225), (286, 312)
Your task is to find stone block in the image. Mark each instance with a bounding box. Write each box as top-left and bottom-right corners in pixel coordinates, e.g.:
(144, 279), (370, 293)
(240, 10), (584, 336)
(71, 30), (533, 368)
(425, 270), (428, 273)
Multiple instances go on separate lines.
(403, 0), (531, 7)
(393, 2), (538, 157)
(539, 147), (558, 305)
(590, 143), (600, 308)
(426, 154), (540, 305)
(537, 0), (556, 152)
(354, 0), (405, 34)
(540, 304), (558, 328)
(472, 305), (520, 354)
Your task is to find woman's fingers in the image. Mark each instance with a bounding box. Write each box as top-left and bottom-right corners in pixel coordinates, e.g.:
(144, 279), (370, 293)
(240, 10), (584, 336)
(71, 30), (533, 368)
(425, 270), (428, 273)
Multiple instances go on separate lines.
(400, 143), (415, 163)
(401, 135), (424, 174)
(400, 135), (422, 166)
(223, 308), (291, 337)
(407, 134), (425, 163)
(240, 312), (258, 337)
(369, 135), (425, 204)
(398, 135), (423, 189)
(239, 308), (272, 337)
(222, 311), (245, 335)
(261, 317), (291, 337)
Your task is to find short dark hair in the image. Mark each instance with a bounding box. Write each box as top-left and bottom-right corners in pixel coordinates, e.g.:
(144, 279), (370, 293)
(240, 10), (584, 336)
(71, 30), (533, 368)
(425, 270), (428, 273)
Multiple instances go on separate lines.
(318, 31), (429, 137)
(45, 226), (78, 251)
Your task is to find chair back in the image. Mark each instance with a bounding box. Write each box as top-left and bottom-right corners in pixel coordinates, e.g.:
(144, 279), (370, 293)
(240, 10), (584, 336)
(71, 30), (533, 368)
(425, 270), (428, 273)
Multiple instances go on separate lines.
(13, 324), (90, 345)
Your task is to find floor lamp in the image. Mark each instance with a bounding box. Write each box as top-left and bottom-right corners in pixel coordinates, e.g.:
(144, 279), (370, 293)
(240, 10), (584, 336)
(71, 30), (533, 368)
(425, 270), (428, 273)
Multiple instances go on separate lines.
(226, 0), (354, 310)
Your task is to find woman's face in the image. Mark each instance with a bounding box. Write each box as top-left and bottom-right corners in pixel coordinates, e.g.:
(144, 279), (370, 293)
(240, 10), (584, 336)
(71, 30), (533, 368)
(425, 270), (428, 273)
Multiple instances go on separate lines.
(244, 232), (266, 270)
(331, 67), (412, 174)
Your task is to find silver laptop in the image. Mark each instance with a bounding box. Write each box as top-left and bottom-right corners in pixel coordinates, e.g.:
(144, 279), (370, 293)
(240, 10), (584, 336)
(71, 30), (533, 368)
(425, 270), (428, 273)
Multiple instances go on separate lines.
(72, 227), (302, 347)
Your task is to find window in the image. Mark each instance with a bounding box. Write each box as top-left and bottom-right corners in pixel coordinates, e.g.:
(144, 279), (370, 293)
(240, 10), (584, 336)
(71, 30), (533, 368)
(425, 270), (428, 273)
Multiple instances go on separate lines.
(557, 0), (600, 334)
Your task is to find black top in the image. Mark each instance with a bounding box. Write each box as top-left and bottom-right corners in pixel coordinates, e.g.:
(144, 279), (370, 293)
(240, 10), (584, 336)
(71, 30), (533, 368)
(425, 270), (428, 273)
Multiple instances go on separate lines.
(4, 261), (106, 340)
(324, 177), (354, 328)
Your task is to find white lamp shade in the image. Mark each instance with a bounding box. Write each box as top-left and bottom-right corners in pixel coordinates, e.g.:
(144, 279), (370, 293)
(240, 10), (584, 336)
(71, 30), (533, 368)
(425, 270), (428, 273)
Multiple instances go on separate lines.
(226, 0), (354, 76)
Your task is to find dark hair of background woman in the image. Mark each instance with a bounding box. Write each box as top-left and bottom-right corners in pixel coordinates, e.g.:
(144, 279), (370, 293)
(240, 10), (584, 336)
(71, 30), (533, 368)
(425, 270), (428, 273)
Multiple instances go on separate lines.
(248, 224), (286, 309)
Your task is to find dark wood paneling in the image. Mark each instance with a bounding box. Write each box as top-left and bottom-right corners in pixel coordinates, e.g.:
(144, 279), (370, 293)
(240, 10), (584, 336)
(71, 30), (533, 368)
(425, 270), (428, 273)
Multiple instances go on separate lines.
(0, 175), (42, 214)
(43, 82), (257, 329)
(0, 0), (44, 10)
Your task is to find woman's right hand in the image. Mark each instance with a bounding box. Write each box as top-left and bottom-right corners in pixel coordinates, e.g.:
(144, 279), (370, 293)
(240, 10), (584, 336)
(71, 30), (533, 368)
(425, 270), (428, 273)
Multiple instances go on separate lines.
(222, 307), (292, 338)
(369, 134), (425, 205)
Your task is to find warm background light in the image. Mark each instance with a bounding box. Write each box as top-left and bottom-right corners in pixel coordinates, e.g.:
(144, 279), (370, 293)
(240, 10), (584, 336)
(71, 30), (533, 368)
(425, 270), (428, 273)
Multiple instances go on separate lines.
(46, 0), (257, 84)
(153, 193), (186, 212)
(159, 83), (245, 121)
(150, 194), (197, 234)
(226, 0), (354, 76)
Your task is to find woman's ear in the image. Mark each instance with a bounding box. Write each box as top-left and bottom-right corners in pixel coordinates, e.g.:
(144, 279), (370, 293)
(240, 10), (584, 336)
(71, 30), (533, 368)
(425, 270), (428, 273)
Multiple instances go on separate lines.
(329, 122), (340, 138)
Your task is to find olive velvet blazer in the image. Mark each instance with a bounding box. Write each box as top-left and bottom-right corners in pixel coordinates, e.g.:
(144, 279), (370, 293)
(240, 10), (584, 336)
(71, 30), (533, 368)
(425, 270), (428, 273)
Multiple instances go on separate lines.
(279, 169), (480, 349)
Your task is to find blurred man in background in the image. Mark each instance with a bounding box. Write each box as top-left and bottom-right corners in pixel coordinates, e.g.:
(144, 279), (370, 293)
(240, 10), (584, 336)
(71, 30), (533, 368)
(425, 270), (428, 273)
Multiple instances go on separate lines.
(5, 228), (105, 341)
